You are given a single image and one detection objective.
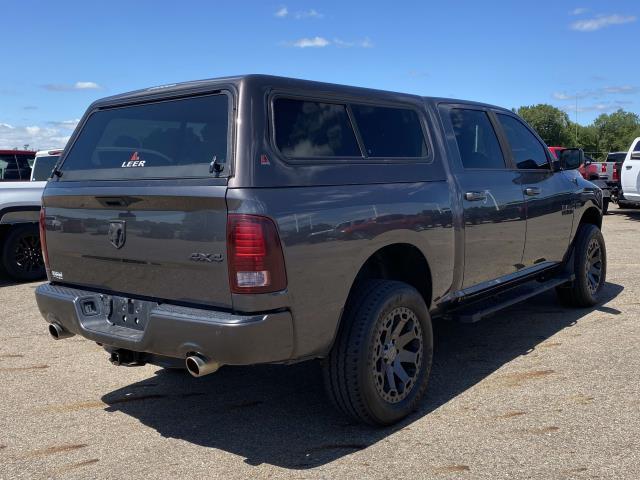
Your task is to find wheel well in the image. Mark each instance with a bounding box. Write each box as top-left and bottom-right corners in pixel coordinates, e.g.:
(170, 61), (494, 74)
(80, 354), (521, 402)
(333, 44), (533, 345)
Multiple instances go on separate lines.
(350, 243), (432, 307)
(0, 224), (10, 247)
(579, 206), (602, 230)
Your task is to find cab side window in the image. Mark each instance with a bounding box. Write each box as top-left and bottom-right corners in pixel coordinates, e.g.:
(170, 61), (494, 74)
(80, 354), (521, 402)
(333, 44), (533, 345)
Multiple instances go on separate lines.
(496, 114), (550, 170)
(449, 109), (506, 169)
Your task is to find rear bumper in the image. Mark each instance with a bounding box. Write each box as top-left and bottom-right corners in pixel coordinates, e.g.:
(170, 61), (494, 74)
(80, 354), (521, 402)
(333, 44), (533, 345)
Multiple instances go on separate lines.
(590, 179), (611, 198)
(35, 283), (294, 365)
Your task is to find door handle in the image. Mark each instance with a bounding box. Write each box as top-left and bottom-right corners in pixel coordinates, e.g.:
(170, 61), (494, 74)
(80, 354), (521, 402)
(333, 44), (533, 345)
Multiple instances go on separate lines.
(626, 165), (633, 170)
(465, 191), (487, 201)
(524, 187), (541, 196)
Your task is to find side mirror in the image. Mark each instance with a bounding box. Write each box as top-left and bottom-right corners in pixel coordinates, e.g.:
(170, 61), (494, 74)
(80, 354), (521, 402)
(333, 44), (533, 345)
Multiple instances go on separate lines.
(631, 152), (640, 160)
(560, 148), (584, 170)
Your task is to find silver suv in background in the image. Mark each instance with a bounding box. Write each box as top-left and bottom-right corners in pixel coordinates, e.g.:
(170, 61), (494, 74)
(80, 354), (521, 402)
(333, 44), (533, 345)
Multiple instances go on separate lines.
(0, 149), (60, 280)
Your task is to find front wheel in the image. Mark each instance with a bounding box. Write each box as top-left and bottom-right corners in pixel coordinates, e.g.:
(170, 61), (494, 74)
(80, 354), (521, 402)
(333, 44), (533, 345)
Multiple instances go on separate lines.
(323, 280), (433, 425)
(1, 224), (46, 281)
(556, 224), (606, 307)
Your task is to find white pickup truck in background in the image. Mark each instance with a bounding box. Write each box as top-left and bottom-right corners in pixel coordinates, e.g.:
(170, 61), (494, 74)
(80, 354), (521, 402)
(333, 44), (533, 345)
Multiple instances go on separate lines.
(0, 150), (61, 280)
(619, 137), (640, 208)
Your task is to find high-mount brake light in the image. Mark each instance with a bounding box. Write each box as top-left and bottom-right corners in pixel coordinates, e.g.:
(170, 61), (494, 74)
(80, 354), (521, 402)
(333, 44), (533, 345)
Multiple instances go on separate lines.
(227, 214), (287, 294)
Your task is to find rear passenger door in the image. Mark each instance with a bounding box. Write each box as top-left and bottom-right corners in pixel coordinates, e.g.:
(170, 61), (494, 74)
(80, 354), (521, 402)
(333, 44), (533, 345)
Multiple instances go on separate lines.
(441, 105), (527, 289)
(495, 113), (575, 267)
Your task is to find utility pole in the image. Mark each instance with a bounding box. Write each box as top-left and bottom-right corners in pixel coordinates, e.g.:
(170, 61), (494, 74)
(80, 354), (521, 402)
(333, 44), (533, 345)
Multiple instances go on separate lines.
(575, 96), (578, 145)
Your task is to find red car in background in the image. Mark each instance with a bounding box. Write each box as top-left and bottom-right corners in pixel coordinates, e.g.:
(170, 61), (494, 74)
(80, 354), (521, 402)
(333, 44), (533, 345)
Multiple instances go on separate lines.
(549, 146), (611, 213)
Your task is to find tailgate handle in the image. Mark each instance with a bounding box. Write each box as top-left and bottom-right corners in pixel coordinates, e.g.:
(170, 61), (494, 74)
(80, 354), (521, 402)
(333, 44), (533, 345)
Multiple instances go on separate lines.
(465, 191), (487, 202)
(96, 196), (137, 207)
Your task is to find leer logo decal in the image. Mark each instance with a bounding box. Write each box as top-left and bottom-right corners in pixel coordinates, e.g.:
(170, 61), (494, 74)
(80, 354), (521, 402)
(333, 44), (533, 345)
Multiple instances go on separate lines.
(121, 151), (146, 168)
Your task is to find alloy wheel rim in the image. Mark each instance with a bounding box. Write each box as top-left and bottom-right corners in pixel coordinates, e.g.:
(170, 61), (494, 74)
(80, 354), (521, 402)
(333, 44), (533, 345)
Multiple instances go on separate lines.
(13, 234), (44, 273)
(585, 238), (603, 295)
(371, 306), (423, 404)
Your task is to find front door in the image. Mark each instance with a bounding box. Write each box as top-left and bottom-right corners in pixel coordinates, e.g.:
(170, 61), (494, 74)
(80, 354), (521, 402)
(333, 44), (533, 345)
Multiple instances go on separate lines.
(442, 106), (527, 289)
(494, 113), (574, 266)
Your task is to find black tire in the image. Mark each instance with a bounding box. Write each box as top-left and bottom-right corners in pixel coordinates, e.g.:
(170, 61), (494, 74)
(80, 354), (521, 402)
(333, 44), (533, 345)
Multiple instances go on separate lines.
(1, 224), (46, 281)
(602, 199), (609, 215)
(323, 280), (433, 426)
(556, 224), (606, 307)
(618, 200), (633, 209)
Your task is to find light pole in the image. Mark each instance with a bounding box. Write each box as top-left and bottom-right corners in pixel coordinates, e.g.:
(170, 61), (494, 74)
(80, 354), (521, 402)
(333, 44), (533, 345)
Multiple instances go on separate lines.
(575, 96), (578, 145)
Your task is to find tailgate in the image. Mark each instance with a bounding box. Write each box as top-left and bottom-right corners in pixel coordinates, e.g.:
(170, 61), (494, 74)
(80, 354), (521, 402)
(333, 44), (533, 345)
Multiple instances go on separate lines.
(42, 91), (234, 308)
(43, 184), (231, 308)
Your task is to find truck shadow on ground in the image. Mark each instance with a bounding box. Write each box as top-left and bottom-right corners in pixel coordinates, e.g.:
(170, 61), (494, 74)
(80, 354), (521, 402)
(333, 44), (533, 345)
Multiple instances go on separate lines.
(611, 207), (640, 221)
(102, 282), (623, 469)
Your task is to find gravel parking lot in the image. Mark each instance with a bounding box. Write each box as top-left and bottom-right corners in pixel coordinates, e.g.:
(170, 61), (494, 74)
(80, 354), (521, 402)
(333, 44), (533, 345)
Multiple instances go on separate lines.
(1, 209), (639, 480)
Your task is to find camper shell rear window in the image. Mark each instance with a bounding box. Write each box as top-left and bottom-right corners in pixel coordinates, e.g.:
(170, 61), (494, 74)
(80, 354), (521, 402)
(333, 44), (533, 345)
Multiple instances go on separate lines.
(59, 93), (231, 180)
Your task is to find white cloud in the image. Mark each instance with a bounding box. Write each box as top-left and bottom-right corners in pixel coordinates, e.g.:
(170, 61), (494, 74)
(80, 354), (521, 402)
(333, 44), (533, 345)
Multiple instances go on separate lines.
(570, 7), (588, 15)
(285, 36), (372, 48)
(295, 9), (323, 19)
(74, 81), (100, 90)
(570, 14), (636, 31)
(553, 86), (638, 100)
(333, 37), (373, 48)
(275, 6), (288, 17)
(42, 81), (102, 91)
(291, 36), (330, 48)
(602, 85), (637, 94)
(0, 122), (71, 149)
(559, 100), (632, 113)
(50, 119), (80, 129)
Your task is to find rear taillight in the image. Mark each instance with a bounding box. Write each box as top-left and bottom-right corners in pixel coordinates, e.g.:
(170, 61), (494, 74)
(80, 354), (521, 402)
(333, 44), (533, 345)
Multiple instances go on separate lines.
(39, 207), (50, 271)
(613, 164), (619, 181)
(227, 214), (287, 294)
(601, 163), (607, 173)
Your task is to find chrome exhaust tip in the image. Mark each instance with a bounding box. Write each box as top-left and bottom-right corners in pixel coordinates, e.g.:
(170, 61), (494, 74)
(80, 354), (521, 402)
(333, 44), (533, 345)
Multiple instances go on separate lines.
(48, 323), (73, 340)
(185, 354), (220, 377)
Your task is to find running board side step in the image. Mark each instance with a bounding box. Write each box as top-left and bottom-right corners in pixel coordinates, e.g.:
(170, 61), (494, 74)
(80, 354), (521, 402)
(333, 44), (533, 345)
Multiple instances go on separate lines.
(451, 275), (574, 324)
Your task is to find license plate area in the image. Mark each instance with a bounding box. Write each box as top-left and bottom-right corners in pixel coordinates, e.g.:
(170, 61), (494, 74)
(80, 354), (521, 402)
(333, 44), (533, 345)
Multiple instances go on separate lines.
(105, 296), (154, 331)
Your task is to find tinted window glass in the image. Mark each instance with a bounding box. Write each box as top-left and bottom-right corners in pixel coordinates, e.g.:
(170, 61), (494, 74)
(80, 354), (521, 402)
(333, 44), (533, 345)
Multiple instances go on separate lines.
(351, 105), (427, 157)
(60, 94), (229, 180)
(606, 152), (626, 162)
(274, 98), (361, 158)
(31, 155), (59, 181)
(635, 143), (640, 152)
(449, 109), (505, 169)
(0, 154), (32, 181)
(497, 114), (549, 170)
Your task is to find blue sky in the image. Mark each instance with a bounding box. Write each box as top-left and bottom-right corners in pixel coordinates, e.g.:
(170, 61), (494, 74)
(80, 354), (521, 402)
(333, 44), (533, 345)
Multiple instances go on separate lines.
(1, 0), (638, 149)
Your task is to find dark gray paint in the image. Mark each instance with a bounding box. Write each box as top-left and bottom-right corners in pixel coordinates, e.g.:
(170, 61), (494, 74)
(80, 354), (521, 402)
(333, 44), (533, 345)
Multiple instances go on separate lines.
(37, 74), (602, 364)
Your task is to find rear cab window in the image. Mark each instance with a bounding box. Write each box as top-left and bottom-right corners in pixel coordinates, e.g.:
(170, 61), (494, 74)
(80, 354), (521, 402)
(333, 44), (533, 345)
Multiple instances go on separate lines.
(59, 93), (231, 180)
(273, 97), (428, 161)
(448, 108), (506, 169)
(0, 154), (33, 181)
(31, 156), (59, 181)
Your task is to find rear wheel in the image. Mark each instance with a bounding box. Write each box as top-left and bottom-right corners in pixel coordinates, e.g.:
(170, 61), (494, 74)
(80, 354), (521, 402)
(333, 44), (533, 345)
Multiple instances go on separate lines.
(323, 280), (433, 425)
(1, 224), (46, 281)
(556, 224), (606, 307)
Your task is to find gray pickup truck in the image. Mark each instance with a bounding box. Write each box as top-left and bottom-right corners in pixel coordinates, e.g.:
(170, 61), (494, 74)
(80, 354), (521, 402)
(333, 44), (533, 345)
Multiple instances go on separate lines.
(35, 75), (606, 425)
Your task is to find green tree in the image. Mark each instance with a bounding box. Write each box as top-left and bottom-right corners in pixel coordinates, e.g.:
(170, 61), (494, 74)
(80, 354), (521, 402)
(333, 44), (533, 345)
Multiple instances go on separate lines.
(593, 109), (640, 154)
(517, 104), (571, 146)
